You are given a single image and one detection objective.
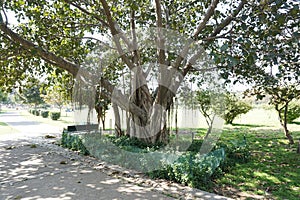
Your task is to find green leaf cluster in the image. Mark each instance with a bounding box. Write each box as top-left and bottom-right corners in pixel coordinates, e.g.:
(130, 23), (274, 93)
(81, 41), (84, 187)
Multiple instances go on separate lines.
(280, 102), (300, 123)
(223, 93), (252, 124)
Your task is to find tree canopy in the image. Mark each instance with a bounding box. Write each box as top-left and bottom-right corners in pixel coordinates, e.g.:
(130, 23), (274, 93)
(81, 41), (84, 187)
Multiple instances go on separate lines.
(0, 0), (299, 144)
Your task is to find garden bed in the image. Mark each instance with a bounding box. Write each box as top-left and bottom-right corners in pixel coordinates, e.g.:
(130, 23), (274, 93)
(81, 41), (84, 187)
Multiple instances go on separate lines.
(61, 130), (250, 191)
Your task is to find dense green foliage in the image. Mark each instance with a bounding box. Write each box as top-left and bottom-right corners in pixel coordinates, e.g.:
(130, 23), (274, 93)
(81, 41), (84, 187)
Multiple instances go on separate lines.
(50, 112), (60, 120)
(223, 93), (252, 124)
(41, 110), (49, 118)
(283, 102), (300, 123)
(22, 85), (44, 107)
(61, 132), (250, 190)
(61, 131), (89, 155)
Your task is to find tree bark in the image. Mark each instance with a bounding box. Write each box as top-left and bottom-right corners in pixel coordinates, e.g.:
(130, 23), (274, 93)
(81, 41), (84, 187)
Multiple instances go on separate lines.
(112, 103), (123, 137)
(276, 103), (294, 145)
(102, 118), (105, 130)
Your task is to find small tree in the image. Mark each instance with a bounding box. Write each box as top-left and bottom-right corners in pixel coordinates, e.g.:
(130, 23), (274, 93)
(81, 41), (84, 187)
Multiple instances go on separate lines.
(94, 86), (110, 130)
(246, 84), (300, 145)
(265, 85), (300, 144)
(223, 93), (252, 125)
(22, 85), (44, 109)
(195, 90), (223, 138)
(43, 87), (66, 114)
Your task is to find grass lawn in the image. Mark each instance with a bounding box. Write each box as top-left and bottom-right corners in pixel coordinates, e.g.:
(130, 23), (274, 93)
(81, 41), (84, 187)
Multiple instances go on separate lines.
(205, 125), (300, 199)
(0, 111), (19, 135)
(0, 122), (16, 135)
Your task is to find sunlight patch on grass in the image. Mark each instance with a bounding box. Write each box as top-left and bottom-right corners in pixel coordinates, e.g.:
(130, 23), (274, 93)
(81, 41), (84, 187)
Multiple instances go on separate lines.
(0, 122), (8, 126)
(0, 122), (19, 135)
(253, 171), (281, 184)
(214, 125), (300, 199)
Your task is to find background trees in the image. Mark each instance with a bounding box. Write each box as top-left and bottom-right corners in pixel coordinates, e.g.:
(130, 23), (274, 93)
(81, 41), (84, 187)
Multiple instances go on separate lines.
(21, 83), (44, 109)
(0, 89), (8, 104)
(195, 90), (252, 137)
(223, 93), (252, 125)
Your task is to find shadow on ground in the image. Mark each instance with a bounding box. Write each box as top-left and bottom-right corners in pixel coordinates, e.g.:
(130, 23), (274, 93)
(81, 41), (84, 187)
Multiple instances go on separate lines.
(0, 142), (174, 200)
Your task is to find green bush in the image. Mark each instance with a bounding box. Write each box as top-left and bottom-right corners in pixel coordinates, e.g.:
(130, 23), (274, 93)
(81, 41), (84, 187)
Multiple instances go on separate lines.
(35, 110), (40, 116)
(61, 131), (89, 155)
(50, 112), (60, 120)
(149, 149), (225, 188)
(281, 103), (300, 123)
(41, 111), (49, 118)
(60, 132), (251, 191)
(223, 93), (252, 124)
(149, 137), (251, 188)
(110, 135), (164, 150)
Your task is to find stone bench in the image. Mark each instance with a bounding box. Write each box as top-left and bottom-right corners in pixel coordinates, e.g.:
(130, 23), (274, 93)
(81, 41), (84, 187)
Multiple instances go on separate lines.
(67, 124), (99, 132)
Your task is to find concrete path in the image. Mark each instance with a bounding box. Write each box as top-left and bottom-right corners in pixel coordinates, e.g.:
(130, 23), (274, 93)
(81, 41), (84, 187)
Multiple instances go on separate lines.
(0, 110), (62, 141)
(0, 110), (232, 200)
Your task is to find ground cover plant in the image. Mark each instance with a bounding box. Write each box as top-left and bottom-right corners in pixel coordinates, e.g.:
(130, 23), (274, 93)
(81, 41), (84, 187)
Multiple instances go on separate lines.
(61, 129), (250, 193)
(61, 119), (300, 199)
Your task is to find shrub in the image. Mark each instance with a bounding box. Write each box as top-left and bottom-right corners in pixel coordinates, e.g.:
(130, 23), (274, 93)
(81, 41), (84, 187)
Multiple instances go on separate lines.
(223, 93), (252, 124)
(35, 110), (40, 116)
(61, 131), (90, 155)
(60, 132), (251, 191)
(110, 135), (164, 150)
(50, 112), (60, 120)
(148, 148), (226, 188)
(281, 102), (300, 123)
(41, 111), (49, 118)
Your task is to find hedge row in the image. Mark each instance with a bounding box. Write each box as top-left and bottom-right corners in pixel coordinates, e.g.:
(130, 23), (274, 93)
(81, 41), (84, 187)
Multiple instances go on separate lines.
(61, 133), (250, 190)
(29, 109), (61, 120)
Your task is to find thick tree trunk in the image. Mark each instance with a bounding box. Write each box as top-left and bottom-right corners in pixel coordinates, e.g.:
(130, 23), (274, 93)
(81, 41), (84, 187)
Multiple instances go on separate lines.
(96, 107), (101, 124)
(112, 103), (123, 137)
(126, 87), (171, 144)
(126, 112), (130, 136)
(128, 108), (168, 144)
(102, 118), (105, 130)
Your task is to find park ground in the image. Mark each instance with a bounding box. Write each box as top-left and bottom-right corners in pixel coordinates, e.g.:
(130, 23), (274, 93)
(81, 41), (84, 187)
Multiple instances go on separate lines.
(0, 108), (230, 200)
(0, 106), (299, 199)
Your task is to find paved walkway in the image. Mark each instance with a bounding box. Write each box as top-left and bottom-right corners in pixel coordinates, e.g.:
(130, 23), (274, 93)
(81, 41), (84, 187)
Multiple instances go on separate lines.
(0, 110), (62, 140)
(0, 111), (232, 200)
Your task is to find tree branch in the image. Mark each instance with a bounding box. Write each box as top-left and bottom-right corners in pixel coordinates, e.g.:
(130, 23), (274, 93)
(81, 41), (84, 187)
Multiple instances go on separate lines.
(155, 0), (166, 66)
(210, 0), (246, 37)
(64, 0), (109, 28)
(0, 23), (80, 76)
(100, 0), (135, 69)
(0, 22), (147, 119)
(173, 0), (219, 70)
(193, 0), (219, 38)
